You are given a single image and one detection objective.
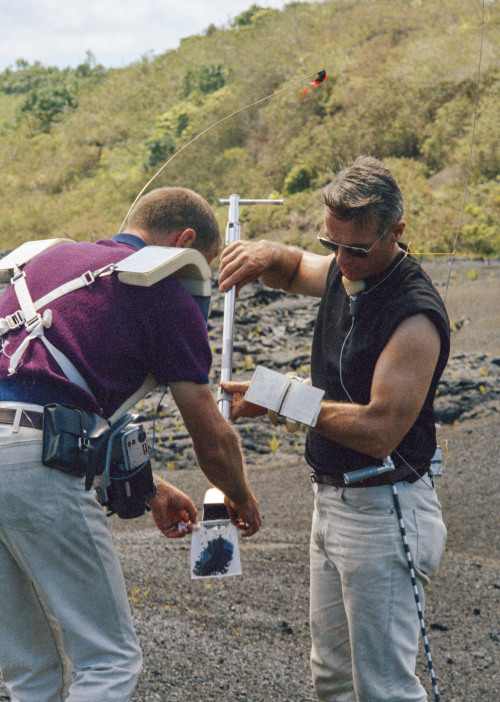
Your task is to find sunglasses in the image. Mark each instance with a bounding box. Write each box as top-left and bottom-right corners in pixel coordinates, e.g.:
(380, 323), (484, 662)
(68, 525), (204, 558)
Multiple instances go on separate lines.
(317, 223), (387, 259)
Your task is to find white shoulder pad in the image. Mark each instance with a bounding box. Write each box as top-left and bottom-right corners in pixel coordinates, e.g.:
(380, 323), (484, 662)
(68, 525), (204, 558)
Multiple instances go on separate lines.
(0, 238), (74, 283)
(115, 246), (212, 296)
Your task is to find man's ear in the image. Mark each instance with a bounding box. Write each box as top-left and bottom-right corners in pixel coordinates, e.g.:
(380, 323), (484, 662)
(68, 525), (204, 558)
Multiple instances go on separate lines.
(391, 220), (405, 243)
(174, 228), (196, 248)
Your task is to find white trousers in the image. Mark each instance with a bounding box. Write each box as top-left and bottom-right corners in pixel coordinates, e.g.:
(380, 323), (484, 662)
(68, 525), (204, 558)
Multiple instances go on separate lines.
(310, 478), (447, 702)
(0, 412), (142, 702)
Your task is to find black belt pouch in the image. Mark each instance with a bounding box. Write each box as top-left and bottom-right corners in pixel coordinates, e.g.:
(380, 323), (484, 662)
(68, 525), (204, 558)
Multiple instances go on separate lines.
(42, 404), (111, 490)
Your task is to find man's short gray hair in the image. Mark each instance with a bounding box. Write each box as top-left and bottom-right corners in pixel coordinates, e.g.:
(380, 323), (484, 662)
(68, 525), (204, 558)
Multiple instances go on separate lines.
(321, 156), (404, 238)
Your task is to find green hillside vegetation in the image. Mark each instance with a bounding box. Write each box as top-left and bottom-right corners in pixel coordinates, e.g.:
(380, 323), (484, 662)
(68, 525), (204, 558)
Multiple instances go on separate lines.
(0, 0), (498, 259)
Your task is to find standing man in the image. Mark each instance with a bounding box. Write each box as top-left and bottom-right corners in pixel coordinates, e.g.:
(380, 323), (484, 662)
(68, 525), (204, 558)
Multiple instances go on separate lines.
(219, 157), (449, 702)
(0, 186), (261, 702)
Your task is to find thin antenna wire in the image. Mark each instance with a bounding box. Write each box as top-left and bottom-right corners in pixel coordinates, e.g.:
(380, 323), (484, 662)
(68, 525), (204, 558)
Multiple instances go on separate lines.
(391, 486), (441, 701)
(443, 0), (485, 304)
(118, 71), (323, 233)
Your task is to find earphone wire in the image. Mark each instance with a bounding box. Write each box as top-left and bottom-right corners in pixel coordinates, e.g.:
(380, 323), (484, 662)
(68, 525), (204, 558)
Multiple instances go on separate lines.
(339, 250), (434, 489)
(361, 246), (408, 296)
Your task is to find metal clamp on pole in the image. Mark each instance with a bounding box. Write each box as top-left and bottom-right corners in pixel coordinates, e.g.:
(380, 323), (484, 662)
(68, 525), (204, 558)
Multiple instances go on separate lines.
(218, 194), (283, 421)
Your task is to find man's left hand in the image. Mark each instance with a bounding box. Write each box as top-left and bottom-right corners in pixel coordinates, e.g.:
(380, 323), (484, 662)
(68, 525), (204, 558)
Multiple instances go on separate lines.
(220, 380), (267, 421)
(225, 492), (262, 537)
(148, 477), (198, 539)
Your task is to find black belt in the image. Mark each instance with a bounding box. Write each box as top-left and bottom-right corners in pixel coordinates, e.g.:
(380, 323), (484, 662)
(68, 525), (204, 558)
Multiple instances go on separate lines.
(310, 472), (345, 487)
(310, 465), (428, 488)
(0, 407), (43, 430)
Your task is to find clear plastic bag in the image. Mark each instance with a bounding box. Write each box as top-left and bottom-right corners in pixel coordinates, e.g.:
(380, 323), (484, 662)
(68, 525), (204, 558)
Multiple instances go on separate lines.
(190, 520), (241, 579)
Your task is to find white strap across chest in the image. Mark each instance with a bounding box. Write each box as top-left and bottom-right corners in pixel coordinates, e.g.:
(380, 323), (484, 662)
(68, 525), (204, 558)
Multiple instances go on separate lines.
(1, 264), (114, 399)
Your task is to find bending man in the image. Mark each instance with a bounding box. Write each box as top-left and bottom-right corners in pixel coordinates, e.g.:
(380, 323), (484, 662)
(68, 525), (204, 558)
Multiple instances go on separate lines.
(219, 156), (449, 702)
(0, 186), (261, 702)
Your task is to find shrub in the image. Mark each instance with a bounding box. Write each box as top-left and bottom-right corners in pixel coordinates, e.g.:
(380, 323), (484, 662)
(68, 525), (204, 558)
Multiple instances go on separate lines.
(284, 165), (315, 195)
(182, 63), (227, 97)
(144, 134), (177, 170)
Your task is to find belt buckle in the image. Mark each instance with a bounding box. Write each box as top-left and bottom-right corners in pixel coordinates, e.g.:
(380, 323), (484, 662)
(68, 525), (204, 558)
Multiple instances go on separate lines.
(24, 312), (44, 333)
(82, 270), (95, 286)
(6, 310), (25, 330)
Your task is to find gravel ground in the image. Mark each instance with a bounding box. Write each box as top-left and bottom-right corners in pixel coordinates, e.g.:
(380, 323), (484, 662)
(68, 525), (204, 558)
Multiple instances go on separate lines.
(1, 258), (499, 701)
(123, 258), (500, 702)
(115, 413), (499, 702)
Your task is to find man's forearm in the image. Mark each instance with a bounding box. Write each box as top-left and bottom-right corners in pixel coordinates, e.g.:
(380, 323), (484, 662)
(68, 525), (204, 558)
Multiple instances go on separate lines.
(258, 242), (303, 291)
(168, 380), (261, 535)
(315, 400), (394, 460)
(219, 239), (331, 298)
(218, 240), (304, 296)
(256, 242), (331, 298)
(191, 423), (252, 504)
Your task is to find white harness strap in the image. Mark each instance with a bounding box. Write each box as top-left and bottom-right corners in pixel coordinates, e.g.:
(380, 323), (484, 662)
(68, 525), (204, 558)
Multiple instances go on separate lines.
(108, 374), (157, 423)
(32, 269), (100, 311)
(6, 310), (51, 375)
(38, 335), (95, 396)
(0, 266), (113, 337)
(6, 267), (52, 376)
(3, 265), (107, 400)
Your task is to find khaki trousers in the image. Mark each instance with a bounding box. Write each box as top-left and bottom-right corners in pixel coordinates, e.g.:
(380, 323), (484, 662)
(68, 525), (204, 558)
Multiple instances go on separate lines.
(310, 478), (446, 702)
(0, 408), (142, 702)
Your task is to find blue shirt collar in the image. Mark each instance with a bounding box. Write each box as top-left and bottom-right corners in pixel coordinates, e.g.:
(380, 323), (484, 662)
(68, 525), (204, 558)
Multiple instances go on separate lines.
(113, 233), (148, 249)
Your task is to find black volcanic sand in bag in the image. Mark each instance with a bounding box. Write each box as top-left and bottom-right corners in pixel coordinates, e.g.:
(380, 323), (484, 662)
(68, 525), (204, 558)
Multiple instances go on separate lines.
(193, 535), (234, 577)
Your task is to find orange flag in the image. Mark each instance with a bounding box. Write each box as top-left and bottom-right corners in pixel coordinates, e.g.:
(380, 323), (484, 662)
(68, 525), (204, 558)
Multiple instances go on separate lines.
(301, 70), (327, 98)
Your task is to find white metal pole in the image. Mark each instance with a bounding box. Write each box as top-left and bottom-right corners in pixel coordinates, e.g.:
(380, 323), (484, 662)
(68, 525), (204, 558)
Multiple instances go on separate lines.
(218, 194), (283, 420)
(219, 193), (240, 420)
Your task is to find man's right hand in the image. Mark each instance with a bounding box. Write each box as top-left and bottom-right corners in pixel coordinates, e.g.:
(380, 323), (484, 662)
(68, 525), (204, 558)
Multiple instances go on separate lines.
(218, 240), (275, 296)
(225, 492), (262, 537)
(218, 239), (326, 298)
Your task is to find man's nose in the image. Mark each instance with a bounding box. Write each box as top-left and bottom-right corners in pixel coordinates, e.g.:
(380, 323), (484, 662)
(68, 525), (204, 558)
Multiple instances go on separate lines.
(335, 245), (349, 265)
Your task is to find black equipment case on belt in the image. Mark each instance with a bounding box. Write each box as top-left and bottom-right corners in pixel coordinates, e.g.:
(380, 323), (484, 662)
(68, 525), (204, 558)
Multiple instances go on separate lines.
(42, 404), (110, 490)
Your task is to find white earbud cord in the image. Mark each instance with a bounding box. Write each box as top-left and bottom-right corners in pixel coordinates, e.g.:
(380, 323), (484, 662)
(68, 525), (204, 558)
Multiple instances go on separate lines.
(338, 248), (433, 488)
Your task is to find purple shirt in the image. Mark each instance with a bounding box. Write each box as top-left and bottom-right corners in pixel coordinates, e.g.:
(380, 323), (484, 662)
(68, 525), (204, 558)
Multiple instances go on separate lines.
(0, 237), (212, 417)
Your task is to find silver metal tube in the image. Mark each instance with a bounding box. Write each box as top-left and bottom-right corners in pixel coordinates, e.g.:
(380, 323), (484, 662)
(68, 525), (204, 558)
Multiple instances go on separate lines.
(218, 194), (283, 420)
(219, 199), (284, 205)
(343, 463), (396, 485)
(219, 194), (240, 420)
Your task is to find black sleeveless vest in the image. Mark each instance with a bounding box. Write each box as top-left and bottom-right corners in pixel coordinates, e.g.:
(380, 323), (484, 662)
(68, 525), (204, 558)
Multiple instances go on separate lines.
(305, 250), (450, 484)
